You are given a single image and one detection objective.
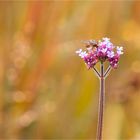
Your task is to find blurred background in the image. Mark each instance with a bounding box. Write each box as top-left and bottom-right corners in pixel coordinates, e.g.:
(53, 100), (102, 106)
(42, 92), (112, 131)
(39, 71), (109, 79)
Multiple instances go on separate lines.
(0, 0), (140, 139)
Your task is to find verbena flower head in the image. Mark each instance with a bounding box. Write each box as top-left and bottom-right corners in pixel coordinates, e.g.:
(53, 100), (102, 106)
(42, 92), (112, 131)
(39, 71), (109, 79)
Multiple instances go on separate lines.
(76, 37), (123, 69)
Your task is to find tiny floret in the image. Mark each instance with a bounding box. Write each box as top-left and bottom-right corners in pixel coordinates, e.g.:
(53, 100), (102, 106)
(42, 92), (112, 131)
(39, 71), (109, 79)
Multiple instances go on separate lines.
(79, 51), (88, 58)
(116, 46), (123, 55)
(76, 37), (124, 69)
(75, 49), (82, 54)
(102, 37), (110, 42)
(107, 51), (114, 58)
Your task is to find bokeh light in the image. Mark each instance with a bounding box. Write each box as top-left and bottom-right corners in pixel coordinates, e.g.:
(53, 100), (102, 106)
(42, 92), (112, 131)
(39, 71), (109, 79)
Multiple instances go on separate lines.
(0, 1), (140, 139)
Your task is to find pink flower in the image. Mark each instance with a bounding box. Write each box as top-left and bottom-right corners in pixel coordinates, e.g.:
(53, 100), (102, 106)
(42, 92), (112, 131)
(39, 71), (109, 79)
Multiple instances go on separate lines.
(100, 48), (107, 54)
(79, 51), (88, 58)
(108, 54), (119, 68)
(76, 37), (124, 69)
(83, 52), (98, 69)
(76, 49), (88, 58)
(107, 51), (114, 58)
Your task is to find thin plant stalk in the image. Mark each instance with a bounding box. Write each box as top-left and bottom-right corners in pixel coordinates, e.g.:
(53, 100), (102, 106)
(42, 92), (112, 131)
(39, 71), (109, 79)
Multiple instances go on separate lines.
(96, 62), (105, 140)
(104, 65), (111, 77)
(93, 63), (111, 140)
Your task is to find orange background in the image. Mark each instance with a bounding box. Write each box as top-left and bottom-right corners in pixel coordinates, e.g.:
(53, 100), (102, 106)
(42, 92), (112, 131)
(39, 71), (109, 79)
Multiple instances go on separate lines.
(0, 1), (140, 139)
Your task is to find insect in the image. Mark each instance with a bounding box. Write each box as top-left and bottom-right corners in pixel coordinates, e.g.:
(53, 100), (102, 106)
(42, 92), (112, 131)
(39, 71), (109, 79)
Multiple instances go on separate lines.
(83, 40), (98, 49)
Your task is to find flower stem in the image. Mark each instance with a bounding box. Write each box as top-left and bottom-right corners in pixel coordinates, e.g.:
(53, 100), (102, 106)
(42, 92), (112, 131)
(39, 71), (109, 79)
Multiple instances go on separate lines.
(93, 67), (101, 78)
(96, 62), (105, 140)
(104, 65), (111, 78)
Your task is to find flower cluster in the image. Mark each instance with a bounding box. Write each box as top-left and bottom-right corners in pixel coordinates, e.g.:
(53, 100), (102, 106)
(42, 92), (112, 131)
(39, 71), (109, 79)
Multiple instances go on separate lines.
(76, 38), (123, 69)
